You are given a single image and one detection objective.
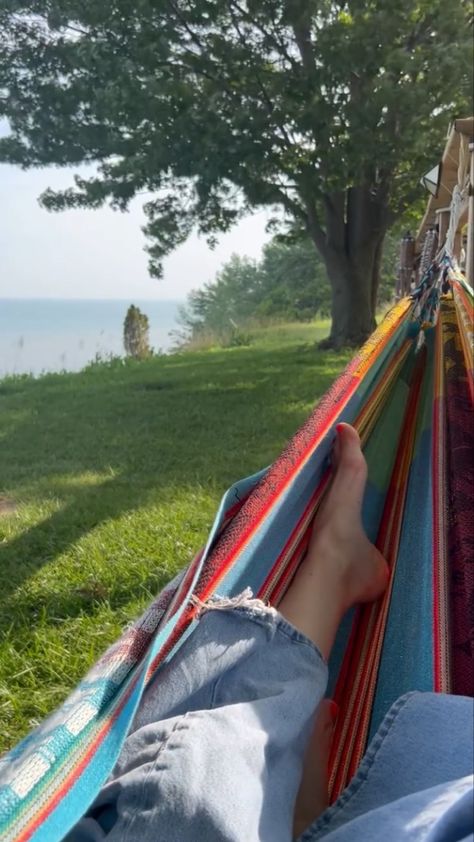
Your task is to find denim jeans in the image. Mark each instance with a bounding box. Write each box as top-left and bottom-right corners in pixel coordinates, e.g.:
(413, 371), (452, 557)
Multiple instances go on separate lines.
(67, 599), (474, 842)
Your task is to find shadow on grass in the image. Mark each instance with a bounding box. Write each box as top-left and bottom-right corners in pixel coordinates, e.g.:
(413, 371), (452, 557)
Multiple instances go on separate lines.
(0, 343), (345, 618)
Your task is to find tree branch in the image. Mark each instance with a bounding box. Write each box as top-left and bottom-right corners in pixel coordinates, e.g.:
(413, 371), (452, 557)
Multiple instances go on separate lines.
(305, 203), (329, 258)
(288, 5), (315, 77)
(405, 13), (437, 51)
(227, 0), (294, 149)
(166, 0), (209, 56)
(64, 24), (90, 37)
(227, 0), (299, 71)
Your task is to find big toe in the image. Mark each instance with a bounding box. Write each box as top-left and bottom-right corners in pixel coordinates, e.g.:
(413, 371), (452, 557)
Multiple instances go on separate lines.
(329, 423), (367, 510)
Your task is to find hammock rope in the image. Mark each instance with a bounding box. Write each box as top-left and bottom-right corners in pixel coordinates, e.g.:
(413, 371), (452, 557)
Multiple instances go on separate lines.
(0, 267), (472, 842)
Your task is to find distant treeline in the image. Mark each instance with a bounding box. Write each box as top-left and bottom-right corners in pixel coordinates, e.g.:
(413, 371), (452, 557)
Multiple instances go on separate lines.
(179, 233), (398, 343)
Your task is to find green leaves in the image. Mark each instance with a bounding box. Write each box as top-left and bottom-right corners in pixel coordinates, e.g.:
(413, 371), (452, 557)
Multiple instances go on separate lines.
(0, 0), (471, 280)
(123, 304), (151, 358)
(179, 236), (332, 339)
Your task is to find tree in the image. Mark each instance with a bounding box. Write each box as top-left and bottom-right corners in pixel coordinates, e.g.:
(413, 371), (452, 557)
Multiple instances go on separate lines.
(0, 2), (471, 346)
(123, 305), (151, 359)
(258, 238), (331, 320)
(178, 254), (261, 338)
(179, 237), (330, 339)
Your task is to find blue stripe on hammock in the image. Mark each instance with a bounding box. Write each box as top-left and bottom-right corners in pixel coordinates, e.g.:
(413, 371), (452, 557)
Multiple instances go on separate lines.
(368, 334), (435, 740)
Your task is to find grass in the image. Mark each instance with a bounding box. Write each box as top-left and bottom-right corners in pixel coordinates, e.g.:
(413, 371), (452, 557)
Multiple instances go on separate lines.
(0, 320), (349, 751)
(177, 318), (332, 352)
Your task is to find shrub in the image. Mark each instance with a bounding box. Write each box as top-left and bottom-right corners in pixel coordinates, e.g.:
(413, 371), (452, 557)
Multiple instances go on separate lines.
(123, 305), (151, 359)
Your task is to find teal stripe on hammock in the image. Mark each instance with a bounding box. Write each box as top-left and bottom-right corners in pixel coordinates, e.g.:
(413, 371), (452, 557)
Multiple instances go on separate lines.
(361, 350), (417, 539)
(368, 332), (435, 741)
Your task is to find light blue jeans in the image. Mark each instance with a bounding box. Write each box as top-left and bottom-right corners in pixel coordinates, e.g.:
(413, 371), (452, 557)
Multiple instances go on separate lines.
(67, 600), (474, 842)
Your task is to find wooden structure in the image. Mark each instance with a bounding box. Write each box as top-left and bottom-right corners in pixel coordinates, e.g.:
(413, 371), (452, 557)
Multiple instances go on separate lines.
(396, 231), (416, 298)
(416, 117), (474, 285)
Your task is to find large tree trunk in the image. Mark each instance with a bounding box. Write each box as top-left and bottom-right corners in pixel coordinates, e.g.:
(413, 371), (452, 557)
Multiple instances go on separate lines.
(324, 251), (378, 347)
(307, 186), (389, 348)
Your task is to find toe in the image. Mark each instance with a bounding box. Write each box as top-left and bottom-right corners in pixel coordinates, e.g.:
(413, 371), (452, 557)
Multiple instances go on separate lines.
(329, 424), (367, 511)
(335, 423), (366, 473)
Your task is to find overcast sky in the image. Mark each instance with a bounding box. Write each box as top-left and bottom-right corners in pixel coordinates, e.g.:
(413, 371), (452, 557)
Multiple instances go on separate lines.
(0, 164), (270, 301)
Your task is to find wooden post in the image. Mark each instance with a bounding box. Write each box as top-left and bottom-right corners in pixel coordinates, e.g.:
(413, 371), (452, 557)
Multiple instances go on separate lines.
(453, 230), (463, 261)
(466, 141), (474, 286)
(436, 208), (451, 249)
(397, 231), (415, 296)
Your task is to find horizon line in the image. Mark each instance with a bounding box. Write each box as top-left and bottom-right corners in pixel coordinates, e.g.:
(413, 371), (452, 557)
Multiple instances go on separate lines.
(0, 296), (186, 302)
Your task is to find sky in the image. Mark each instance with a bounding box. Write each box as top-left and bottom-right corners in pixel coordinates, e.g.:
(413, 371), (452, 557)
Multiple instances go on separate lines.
(0, 163), (270, 301)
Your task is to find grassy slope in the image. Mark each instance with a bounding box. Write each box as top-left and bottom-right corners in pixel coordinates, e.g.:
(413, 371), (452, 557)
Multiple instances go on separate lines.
(0, 321), (349, 751)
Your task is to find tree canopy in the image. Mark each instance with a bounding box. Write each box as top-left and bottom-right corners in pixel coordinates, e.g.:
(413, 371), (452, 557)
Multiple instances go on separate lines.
(1, 1), (471, 344)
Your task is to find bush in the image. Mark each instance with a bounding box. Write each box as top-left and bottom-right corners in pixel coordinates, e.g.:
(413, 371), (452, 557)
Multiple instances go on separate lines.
(123, 305), (151, 359)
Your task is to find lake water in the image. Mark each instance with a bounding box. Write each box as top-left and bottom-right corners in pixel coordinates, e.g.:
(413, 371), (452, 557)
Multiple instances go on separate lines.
(0, 299), (183, 378)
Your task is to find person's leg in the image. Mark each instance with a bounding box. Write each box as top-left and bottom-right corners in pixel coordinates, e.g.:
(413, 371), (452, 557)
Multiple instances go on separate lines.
(67, 606), (330, 842)
(67, 423), (387, 842)
(293, 698), (339, 836)
(278, 423), (388, 837)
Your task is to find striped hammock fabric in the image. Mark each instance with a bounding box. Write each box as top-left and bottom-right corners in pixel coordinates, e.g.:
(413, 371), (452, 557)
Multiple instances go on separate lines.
(0, 267), (472, 842)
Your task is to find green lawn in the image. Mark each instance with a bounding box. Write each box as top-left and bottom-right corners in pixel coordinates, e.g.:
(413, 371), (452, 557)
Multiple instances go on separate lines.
(0, 321), (348, 751)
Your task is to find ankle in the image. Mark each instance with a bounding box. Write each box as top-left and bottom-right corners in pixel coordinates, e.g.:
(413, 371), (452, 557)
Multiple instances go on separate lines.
(304, 539), (354, 610)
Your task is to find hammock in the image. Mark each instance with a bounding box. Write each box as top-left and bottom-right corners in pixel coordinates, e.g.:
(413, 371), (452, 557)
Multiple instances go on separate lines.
(0, 263), (472, 842)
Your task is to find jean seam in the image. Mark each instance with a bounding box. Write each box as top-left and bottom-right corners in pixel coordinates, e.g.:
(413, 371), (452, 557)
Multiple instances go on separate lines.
(300, 691), (417, 841)
(121, 713), (191, 842)
(210, 673), (226, 709)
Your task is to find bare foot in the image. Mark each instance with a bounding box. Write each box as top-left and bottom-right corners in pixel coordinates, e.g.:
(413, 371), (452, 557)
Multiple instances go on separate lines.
(279, 423), (388, 659)
(307, 423), (389, 614)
